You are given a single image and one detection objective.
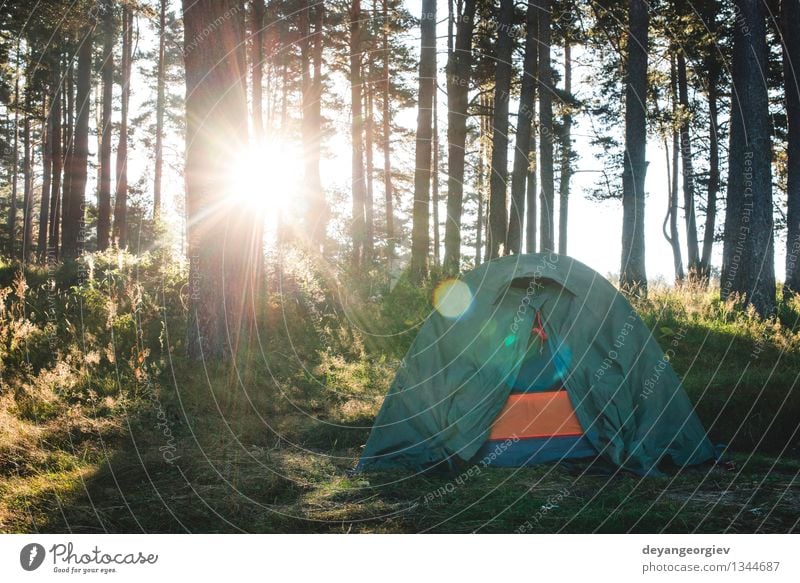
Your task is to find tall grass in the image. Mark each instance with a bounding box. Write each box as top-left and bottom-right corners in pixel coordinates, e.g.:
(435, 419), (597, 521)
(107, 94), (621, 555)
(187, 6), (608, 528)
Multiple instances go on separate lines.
(0, 250), (798, 532)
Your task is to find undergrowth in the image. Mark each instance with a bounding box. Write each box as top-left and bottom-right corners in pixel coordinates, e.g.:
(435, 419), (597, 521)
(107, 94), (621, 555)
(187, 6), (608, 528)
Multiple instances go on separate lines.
(0, 250), (798, 533)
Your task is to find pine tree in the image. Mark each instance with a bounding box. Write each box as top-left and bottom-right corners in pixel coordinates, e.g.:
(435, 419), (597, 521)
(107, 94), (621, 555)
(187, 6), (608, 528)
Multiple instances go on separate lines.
(487, 0), (513, 259)
(619, 0), (649, 294)
(410, 0), (436, 281)
(721, 0), (775, 315)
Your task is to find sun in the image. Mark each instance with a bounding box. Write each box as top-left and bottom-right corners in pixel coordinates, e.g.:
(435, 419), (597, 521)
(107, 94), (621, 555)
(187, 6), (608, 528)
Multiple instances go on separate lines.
(226, 139), (303, 214)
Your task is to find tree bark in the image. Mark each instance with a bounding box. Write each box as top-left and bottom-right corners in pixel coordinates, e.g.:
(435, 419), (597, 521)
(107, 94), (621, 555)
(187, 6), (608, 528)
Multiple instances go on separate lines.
(365, 60), (375, 262)
(699, 5), (720, 283)
(153, 0), (167, 220)
(382, 0), (395, 259)
(525, 131), (537, 253)
(8, 44), (19, 257)
(432, 80), (440, 267)
(557, 38), (572, 255)
(183, 0), (256, 359)
(507, 1), (537, 255)
(61, 35), (92, 260)
(447, 0), (454, 55)
(476, 115), (485, 266)
(666, 53), (685, 282)
(483, 94), (493, 263)
(113, 6), (132, 249)
(350, 0), (367, 267)
(410, 0), (436, 281)
(677, 51), (699, 276)
(48, 60), (63, 259)
(443, 0), (476, 272)
(698, 0), (722, 286)
(476, 93), (490, 265)
(537, 0), (555, 253)
(300, 0), (326, 251)
(619, 0), (649, 294)
(488, 0), (514, 259)
(98, 0), (114, 249)
(22, 91), (33, 262)
(721, 0), (775, 315)
(37, 95), (52, 260)
(251, 0), (265, 140)
(58, 55), (73, 256)
(784, 0), (800, 296)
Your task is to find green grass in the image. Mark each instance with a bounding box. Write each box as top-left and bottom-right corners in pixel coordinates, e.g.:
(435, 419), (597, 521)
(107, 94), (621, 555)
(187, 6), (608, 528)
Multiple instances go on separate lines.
(1, 252), (799, 533)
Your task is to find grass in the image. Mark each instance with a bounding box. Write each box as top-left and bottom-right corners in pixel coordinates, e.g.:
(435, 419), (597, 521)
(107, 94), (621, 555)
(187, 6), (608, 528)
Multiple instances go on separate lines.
(0, 250), (799, 533)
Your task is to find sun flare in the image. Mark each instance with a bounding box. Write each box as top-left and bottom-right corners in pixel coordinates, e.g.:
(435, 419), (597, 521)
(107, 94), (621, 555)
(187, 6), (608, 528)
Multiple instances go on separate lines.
(226, 140), (303, 214)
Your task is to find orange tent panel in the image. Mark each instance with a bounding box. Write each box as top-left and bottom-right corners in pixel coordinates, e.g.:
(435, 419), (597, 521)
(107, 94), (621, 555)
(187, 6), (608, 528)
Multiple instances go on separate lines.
(488, 391), (583, 440)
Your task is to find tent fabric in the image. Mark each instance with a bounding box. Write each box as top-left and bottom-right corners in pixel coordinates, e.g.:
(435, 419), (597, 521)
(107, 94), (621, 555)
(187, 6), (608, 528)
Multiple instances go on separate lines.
(487, 392), (583, 440)
(477, 434), (596, 467)
(510, 334), (564, 392)
(356, 253), (716, 475)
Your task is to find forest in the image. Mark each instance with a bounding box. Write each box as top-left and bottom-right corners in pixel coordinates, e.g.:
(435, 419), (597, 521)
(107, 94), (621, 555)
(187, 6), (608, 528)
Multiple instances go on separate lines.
(0, 0), (799, 534)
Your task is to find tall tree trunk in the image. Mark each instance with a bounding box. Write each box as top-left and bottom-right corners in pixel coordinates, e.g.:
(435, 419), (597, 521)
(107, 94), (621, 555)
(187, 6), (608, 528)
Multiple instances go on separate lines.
(699, 6), (720, 283)
(365, 61), (375, 262)
(477, 94), (490, 265)
(350, 0), (367, 267)
(784, 0), (800, 296)
(95, 81), (101, 206)
(183, 0), (256, 359)
(300, 0), (326, 251)
(22, 93), (33, 262)
(275, 55), (290, 244)
(488, 0), (514, 259)
(48, 61), (63, 259)
(313, 3), (325, 244)
(700, 85), (719, 280)
(664, 136), (684, 282)
(721, 0), (775, 315)
(382, 0), (395, 259)
(251, 0), (264, 140)
(476, 117), (485, 266)
(507, 1), (537, 255)
(443, 0), (476, 272)
(525, 131), (537, 253)
(58, 55), (73, 256)
(620, 0), (649, 294)
(113, 7), (132, 249)
(447, 0), (454, 55)
(153, 0), (167, 221)
(410, 0), (436, 281)
(677, 51), (699, 276)
(61, 35), (92, 260)
(98, 0), (114, 250)
(558, 38), (572, 255)
(280, 56), (288, 129)
(431, 80), (440, 267)
(8, 44), (20, 257)
(483, 94), (493, 263)
(37, 95), (53, 260)
(537, 0), (555, 253)
(667, 52), (684, 282)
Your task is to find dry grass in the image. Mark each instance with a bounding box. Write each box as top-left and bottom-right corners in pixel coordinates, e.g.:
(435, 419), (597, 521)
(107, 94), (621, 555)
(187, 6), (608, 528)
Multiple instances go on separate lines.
(0, 253), (799, 532)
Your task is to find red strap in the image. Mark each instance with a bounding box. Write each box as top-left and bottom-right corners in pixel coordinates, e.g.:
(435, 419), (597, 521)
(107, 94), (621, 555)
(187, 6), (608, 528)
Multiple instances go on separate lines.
(531, 311), (548, 343)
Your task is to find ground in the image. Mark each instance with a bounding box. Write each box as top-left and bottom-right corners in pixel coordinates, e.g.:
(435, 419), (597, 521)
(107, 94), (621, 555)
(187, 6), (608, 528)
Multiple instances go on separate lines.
(0, 251), (799, 533)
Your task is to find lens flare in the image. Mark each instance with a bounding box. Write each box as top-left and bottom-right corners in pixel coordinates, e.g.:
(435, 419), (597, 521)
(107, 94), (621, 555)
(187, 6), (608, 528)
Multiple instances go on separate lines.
(432, 279), (473, 319)
(226, 140), (302, 213)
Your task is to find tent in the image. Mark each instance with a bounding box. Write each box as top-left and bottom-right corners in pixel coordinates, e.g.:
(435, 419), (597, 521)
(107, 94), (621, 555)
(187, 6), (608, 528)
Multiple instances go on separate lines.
(356, 253), (716, 475)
